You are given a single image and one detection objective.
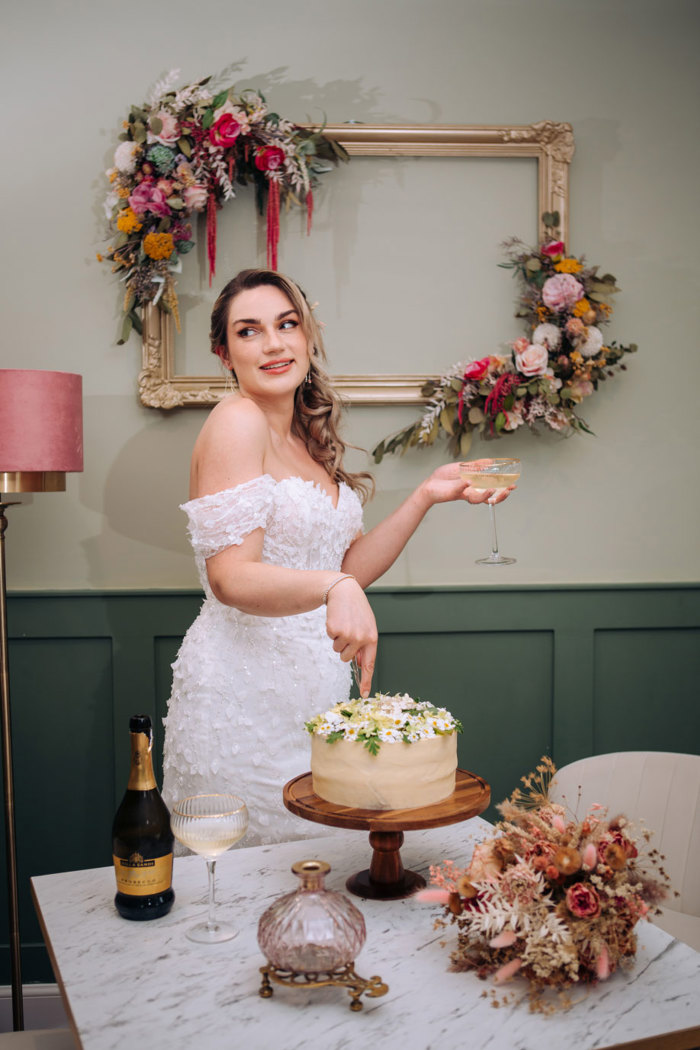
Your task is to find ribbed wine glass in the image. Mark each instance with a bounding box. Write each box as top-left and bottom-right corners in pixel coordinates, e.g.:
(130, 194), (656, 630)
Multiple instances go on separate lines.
(171, 793), (248, 943)
(459, 458), (521, 564)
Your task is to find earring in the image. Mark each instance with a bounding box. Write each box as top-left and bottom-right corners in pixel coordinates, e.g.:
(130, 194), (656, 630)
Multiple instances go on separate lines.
(224, 368), (238, 394)
(304, 368), (312, 386)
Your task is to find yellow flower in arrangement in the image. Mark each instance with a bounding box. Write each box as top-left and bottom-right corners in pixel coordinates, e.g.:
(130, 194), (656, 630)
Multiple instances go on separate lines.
(116, 208), (143, 234)
(116, 187), (130, 199)
(143, 232), (174, 260)
(572, 297), (591, 317)
(554, 257), (584, 274)
(570, 349), (584, 366)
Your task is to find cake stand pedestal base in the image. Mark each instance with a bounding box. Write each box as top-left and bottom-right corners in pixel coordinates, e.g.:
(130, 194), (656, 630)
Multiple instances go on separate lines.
(283, 770), (490, 901)
(345, 831), (425, 900)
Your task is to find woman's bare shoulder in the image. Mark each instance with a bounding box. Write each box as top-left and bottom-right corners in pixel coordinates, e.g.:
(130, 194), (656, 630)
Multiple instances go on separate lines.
(191, 396), (270, 497)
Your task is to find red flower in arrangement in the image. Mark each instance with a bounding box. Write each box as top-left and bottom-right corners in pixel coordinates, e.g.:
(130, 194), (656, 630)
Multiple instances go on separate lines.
(208, 113), (242, 148)
(566, 881), (601, 919)
(255, 146), (286, 172)
(541, 239), (565, 257)
(463, 357), (491, 381)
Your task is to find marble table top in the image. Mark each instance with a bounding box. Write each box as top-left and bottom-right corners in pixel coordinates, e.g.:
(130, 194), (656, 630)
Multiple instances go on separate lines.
(32, 817), (700, 1050)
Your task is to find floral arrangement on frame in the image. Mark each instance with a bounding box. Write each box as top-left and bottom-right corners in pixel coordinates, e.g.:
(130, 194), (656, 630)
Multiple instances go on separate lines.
(372, 214), (638, 462)
(99, 70), (347, 343)
(417, 757), (671, 1012)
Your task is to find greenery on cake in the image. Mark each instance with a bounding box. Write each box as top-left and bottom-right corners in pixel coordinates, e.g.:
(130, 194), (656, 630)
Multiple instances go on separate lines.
(305, 693), (462, 755)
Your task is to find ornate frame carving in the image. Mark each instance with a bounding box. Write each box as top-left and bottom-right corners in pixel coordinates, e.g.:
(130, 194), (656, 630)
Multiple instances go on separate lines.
(139, 121), (574, 409)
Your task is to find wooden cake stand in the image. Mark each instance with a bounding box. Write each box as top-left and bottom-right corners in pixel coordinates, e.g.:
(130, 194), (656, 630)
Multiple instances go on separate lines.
(283, 769), (490, 900)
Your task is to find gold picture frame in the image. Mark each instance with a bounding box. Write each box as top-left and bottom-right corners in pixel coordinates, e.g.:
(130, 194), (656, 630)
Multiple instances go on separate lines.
(138, 120), (574, 409)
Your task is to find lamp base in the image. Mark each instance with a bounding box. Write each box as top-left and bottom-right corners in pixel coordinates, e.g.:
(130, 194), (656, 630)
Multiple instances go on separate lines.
(0, 472), (66, 494)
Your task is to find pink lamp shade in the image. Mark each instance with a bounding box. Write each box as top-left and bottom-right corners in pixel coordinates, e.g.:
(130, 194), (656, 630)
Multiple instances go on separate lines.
(0, 370), (83, 474)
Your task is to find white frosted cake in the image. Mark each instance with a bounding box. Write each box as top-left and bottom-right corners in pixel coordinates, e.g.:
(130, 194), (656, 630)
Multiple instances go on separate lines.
(306, 693), (461, 811)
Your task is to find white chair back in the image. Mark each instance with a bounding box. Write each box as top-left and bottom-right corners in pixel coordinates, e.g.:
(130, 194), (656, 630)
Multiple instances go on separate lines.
(549, 751), (700, 919)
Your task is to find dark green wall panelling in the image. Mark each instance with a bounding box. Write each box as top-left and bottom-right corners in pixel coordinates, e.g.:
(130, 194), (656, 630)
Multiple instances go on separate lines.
(3, 585), (700, 984)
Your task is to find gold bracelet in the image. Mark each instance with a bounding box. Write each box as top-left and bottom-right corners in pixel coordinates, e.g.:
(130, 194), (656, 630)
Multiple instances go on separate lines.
(322, 574), (356, 605)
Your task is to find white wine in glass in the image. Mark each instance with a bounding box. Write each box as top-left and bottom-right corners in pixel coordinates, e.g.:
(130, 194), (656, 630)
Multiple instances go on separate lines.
(459, 458), (521, 565)
(171, 793), (248, 943)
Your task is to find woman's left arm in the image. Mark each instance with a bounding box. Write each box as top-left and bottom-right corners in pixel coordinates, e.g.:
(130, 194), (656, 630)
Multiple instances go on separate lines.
(341, 461), (515, 588)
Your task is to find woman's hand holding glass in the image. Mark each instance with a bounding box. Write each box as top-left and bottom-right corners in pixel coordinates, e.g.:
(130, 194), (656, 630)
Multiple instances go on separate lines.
(420, 460), (516, 507)
(324, 576), (377, 698)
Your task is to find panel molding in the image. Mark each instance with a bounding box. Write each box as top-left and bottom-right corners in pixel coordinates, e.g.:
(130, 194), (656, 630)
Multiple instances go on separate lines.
(3, 584), (699, 983)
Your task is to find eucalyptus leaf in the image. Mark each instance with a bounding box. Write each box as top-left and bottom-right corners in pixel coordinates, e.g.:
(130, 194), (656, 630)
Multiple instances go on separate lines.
(421, 382), (436, 397)
(495, 411), (506, 433)
(202, 109), (214, 130)
(468, 406), (485, 424)
(120, 314), (132, 343)
(150, 116), (163, 135)
(450, 378), (464, 393)
(168, 197), (185, 210)
(459, 430), (472, 456)
(526, 257), (542, 272)
(177, 137), (192, 157)
(133, 124), (147, 145)
(440, 407), (454, 435)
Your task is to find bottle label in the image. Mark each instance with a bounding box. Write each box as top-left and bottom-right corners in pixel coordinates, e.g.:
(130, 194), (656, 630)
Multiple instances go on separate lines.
(113, 852), (173, 895)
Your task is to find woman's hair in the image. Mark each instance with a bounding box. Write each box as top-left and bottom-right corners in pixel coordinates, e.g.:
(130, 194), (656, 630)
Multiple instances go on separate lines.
(210, 269), (374, 503)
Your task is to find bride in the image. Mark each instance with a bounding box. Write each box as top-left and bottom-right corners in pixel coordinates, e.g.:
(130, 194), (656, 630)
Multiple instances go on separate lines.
(162, 268), (513, 845)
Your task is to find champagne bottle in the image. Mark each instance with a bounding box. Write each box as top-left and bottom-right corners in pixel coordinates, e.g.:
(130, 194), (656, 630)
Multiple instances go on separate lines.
(112, 714), (175, 920)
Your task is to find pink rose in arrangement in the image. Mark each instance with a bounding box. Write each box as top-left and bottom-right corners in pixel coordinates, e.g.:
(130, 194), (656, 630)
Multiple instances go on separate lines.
(155, 178), (174, 196)
(565, 378), (594, 404)
(468, 841), (502, 884)
(255, 146), (286, 171)
(183, 184), (209, 211)
(542, 239), (565, 257)
(209, 113), (242, 148)
(542, 273), (584, 312)
(151, 110), (180, 145)
(566, 882), (601, 919)
(515, 342), (549, 377)
(463, 357), (491, 381)
(128, 181), (171, 218)
(512, 336), (530, 355)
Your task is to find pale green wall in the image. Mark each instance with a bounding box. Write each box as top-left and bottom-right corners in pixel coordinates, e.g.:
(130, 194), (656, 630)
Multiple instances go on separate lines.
(2, 0), (699, 589)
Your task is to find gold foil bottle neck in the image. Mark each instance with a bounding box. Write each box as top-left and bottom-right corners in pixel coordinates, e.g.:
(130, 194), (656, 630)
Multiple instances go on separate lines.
(127, 728), (157, 791)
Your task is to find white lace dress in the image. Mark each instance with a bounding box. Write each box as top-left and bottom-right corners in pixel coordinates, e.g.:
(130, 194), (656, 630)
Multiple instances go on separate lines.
(162, 474), (363, 847)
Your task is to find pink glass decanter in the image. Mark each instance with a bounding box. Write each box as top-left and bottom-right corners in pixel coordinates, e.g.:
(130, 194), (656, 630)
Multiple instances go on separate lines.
(257, 859), (366, 973)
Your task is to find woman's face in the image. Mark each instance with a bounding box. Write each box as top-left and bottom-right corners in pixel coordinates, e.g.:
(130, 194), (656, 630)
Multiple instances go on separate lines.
(223, 284), (310, 399)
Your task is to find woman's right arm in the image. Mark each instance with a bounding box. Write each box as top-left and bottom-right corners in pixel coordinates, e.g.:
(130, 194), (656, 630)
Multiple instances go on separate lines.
(193, 400), (377, 693)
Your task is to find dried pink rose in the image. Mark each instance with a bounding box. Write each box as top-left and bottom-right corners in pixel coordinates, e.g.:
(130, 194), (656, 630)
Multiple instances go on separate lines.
(151, 110), (180, 145)
(566, 882), (601, 919)
(515, 343), (549, 377)
(468, 841), (502, 883)
(183, 184), (208, 211)
(542, 273), (584, 312)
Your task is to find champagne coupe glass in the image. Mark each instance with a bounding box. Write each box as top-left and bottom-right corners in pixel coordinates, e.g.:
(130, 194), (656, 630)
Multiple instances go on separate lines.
(459, 458), (521, 565)
(171, 793), (248, 943)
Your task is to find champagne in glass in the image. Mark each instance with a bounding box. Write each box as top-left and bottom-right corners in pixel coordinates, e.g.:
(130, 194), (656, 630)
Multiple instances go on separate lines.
(459, 458), (521, 565)
(171, 793), (248, 943)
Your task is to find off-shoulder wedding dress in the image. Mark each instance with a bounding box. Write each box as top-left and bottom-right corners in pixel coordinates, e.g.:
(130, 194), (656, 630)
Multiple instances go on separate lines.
(162, 474), (363, 846)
